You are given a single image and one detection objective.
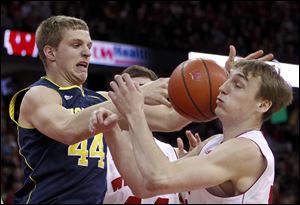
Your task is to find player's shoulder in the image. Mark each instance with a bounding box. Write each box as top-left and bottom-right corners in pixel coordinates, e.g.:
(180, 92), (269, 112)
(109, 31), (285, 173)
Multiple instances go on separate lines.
(23, 85), (62, 106)
(202, 133), (223, 146)
(211, 135), (263, 165)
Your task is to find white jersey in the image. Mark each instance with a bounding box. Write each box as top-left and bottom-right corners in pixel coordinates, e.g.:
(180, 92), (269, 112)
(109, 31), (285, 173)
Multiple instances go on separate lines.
(104, 139), (181, 204)
(187, 131), (274, 204)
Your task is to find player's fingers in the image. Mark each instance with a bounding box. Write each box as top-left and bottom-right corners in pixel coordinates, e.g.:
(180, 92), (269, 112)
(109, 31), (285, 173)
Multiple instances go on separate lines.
(96, 109), (104, 124)
(228, 45), (236, 61)
(122, 73), (136, 90)
(114, 75), (127, 93)
(110, 81), (121, 96)
(186, 130), (197, 148)
(161, 88), (169, 97)
(244, 50), (263, 60)
(177, 137), (184, 157)
(225, 45), (236, 72)
(258, 53), (274, 61)
(177, 137), (184, 150)
(160, 97), (172, 107)
(104, 113), (119, 126)
(194, 133), (202, 144)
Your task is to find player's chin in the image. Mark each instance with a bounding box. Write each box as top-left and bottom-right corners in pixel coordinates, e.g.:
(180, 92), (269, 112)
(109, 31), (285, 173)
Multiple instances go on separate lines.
(77, 72), (88, 83)
(214, 107), (223, 118)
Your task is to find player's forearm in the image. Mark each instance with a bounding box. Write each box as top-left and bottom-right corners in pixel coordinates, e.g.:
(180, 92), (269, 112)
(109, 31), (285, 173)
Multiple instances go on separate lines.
(126, 111), (171, 191)
(104, 128), (151, 197)
(62, 101), (123, 144)
(144, 105), (191, 132)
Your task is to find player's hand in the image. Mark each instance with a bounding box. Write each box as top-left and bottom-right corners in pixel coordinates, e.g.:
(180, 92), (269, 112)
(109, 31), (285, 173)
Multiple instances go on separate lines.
(89, 107), (119, 135)
(108, 74), (144, 117)
(141, 78), (171, 107)
(225, 45), (274, 73)
(177, 130), (201, 158)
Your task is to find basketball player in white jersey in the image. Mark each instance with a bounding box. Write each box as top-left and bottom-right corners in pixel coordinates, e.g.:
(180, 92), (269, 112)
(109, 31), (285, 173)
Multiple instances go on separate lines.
(90, 55), (293, 203)
(103, 66), (199, 204)
(104, 139), (180, 204)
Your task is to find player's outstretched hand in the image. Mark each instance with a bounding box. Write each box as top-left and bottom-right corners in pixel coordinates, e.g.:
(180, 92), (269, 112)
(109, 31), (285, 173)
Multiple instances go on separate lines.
(177, 130), (201, 158)
(225, 45), (274, 73)
(141, 77), (171, 107)
(108, 74), (144, 117)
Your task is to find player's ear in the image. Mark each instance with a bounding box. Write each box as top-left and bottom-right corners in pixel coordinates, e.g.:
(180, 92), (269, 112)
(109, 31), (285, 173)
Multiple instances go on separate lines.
(44, 45), (56, 62)
(257, 99), (272, 113)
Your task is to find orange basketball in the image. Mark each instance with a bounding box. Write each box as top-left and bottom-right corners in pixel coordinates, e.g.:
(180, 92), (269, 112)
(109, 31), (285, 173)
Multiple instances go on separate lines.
(168, 58), (228, 122)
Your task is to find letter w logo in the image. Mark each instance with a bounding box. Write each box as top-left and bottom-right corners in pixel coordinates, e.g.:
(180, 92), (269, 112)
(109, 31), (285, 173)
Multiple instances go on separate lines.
(4, 29), (38, 57)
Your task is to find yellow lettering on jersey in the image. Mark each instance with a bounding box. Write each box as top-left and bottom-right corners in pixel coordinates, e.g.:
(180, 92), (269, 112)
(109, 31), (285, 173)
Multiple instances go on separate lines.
(74, 107), (82, 113)
(68, 134), (105, 168)
(66, 107), (84, 114)
(66, 107), (105, 168)
(89, 133), (105, 168)
(68, 140), (89, 166)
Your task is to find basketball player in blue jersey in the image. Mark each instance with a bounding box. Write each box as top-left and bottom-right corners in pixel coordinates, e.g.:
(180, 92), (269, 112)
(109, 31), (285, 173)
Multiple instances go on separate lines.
(8, 15), (193, 204)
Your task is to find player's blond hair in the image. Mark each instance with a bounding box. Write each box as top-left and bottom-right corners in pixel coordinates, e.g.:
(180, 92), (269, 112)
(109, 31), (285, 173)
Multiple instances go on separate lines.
(233, 59), (293, 121)
(35, 15), (89, 66)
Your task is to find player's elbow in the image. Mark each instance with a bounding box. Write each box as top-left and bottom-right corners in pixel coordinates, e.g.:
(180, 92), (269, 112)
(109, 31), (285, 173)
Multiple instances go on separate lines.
(131, 187), (151, 198)
(143, 174), (168, 195)
(130, 180), (157, 198)
(129, 175), (166, 198)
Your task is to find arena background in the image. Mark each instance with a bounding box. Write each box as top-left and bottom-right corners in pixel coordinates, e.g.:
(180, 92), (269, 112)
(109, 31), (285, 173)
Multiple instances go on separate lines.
(1, 1), (298, 203)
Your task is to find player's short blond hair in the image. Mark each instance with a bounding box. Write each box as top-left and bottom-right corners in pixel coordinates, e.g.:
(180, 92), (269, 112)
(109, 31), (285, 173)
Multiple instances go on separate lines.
(233, 59), (293, 121)
(35, 15), (89, 66)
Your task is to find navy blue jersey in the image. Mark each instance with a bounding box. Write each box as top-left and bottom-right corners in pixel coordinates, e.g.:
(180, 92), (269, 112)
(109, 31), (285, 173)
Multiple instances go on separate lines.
(9, 77), (108, 204)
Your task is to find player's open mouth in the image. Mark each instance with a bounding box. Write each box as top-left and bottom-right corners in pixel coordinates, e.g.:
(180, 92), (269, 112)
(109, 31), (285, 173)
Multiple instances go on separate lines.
(76, 61), (88, 68)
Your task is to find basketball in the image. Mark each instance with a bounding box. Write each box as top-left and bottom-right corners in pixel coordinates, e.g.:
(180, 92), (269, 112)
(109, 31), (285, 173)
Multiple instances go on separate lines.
(168, 58), (228, 122)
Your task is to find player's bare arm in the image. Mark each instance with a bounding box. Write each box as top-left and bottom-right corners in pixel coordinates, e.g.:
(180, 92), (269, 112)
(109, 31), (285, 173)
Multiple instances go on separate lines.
(20, 86), (122, 145)
(90, 108), (153, 197)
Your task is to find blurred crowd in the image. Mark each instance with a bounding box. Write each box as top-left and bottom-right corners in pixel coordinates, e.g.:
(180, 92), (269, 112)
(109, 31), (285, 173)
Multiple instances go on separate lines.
(1, 1), (299, 204)
(1, 1), (299, 64)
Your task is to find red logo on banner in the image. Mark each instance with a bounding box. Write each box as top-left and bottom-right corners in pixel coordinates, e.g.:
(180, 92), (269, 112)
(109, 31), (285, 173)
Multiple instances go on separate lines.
(4, 29), (38, 57)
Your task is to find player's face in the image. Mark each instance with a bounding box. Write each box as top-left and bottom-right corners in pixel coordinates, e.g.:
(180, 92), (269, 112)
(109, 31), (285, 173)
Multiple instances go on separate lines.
(215, 69), (263, 123)
(132, 76), (152, 86)
(54, 29), (92, 85)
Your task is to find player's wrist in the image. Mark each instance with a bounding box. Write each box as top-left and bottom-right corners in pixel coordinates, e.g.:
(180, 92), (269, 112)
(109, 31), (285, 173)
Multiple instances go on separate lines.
(125, 110), (145, 122)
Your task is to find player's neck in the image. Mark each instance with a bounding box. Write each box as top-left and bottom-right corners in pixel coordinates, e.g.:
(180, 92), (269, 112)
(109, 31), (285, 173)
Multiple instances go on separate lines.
(45, 71), (82, 88)
(222, 119), (262, 141)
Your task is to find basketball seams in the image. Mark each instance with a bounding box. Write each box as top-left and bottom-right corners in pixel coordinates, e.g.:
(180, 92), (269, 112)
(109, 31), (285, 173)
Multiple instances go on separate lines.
(169, 58), (225, 122)
(169, 92), (196, 121)
(200, 59), (215, 116)
(169, 62), (202, 121)
(181, 61), (208, 121)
